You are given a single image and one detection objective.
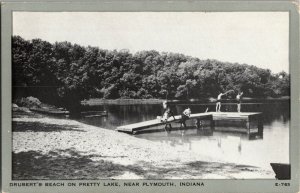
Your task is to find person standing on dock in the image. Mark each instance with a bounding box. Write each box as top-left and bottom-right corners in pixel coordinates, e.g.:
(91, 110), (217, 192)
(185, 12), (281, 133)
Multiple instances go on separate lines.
(161, 101), (176, 132)
(180, 107), (191, 135)
(216, 92), (225, 112)
(236, 91), (243, 112)
(180, 107), (191, 128)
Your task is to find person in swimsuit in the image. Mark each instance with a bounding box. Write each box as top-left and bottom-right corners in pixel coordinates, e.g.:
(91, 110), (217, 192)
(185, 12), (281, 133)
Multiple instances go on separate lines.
(180, 107), (191, 135)
(180, 107), (191, 128)
(236, 92), (243, 112)
(161, 101), (176, 132)
(216, 92), (225, 112)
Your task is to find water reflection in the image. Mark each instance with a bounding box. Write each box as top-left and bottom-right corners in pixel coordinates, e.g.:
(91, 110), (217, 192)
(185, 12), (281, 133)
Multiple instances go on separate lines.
(79, 102), (289, 128)
(77, 102), (289, 170)
(135, 123), (289, 170)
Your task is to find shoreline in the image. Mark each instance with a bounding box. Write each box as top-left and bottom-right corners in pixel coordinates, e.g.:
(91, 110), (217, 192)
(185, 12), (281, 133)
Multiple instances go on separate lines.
(82, 98), (165, 105)
(82, 98), (290, 106)
(12, 109), (274, 179)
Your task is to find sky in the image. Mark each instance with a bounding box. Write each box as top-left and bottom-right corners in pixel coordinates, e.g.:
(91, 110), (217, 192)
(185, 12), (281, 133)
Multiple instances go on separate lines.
(13, 12), (289, 73)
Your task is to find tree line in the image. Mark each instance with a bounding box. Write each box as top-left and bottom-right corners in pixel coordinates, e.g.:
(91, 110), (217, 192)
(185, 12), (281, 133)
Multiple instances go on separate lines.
(12, 36), (290, 112)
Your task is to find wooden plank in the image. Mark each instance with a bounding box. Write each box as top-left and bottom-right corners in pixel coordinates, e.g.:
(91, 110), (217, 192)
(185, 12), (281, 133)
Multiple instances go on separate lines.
(116, 113), (212, 132)
(81, 110), (107, 115)
(81, 111), (108, 117)
(83, 115), (106, 118)
(213, 112), (261, 115)
(211, 112), (262, 120)
(211, 112), (262, 117)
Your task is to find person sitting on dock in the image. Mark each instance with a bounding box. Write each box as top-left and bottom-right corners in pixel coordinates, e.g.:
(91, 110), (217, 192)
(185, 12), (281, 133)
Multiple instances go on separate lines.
(216, 92), (225, 112)
(161, 101), (176, 132)
(236, 91), (243, 113)
(180, 107), (191, 129)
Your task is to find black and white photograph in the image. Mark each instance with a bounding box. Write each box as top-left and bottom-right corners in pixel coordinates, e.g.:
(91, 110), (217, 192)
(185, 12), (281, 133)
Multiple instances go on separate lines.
(11, 11), (291, 181)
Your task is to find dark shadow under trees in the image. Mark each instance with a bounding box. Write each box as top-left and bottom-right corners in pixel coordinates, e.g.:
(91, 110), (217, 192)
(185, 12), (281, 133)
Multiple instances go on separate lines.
(12, 148), (269, 180)
(12, 121), (85, 132)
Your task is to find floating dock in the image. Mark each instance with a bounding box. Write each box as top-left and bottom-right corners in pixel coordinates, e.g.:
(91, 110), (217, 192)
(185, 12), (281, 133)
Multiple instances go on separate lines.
(30, 108), (69, 115)
(81, 110), (108, 117)
(30, 108), (108, 118)
(116, 112), (263, 136)
(210, 112), (263, 135)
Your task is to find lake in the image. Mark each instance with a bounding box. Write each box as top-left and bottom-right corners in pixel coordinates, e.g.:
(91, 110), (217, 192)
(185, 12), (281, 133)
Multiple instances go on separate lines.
(78, 101), (290, 171)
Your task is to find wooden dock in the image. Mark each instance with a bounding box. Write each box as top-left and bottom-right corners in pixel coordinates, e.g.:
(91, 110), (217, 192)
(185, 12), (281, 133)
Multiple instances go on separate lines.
(81, 111), (108, 117)
(29, 108), (108, 118)
(116, 113), (213, 134)
(116, 112), (263, 136)
(210, 112), (263, 135)
(30, 108), (69, 115)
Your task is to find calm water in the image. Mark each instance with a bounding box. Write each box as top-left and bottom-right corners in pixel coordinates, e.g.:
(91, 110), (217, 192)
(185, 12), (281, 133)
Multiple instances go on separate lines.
(78, 102), (290, 170)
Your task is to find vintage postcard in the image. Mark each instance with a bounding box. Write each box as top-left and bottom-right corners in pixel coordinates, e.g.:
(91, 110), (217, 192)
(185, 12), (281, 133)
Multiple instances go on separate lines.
(1, 1), (299, 193)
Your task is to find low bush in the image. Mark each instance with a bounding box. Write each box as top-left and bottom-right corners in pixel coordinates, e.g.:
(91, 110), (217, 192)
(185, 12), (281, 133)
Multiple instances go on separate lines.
(15, 96), (42, 108)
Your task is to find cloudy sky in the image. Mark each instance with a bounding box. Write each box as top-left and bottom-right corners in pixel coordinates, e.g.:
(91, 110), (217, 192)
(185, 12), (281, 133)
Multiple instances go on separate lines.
(13, 12), (289, 73)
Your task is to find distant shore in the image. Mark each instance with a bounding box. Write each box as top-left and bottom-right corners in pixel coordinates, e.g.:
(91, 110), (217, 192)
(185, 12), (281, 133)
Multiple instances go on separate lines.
(82, 98), (165, 105)
(82, 97), (290, 106)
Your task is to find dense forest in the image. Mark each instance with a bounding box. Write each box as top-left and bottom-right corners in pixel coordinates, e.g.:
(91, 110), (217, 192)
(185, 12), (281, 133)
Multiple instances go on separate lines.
(12, 36), (290, 112)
